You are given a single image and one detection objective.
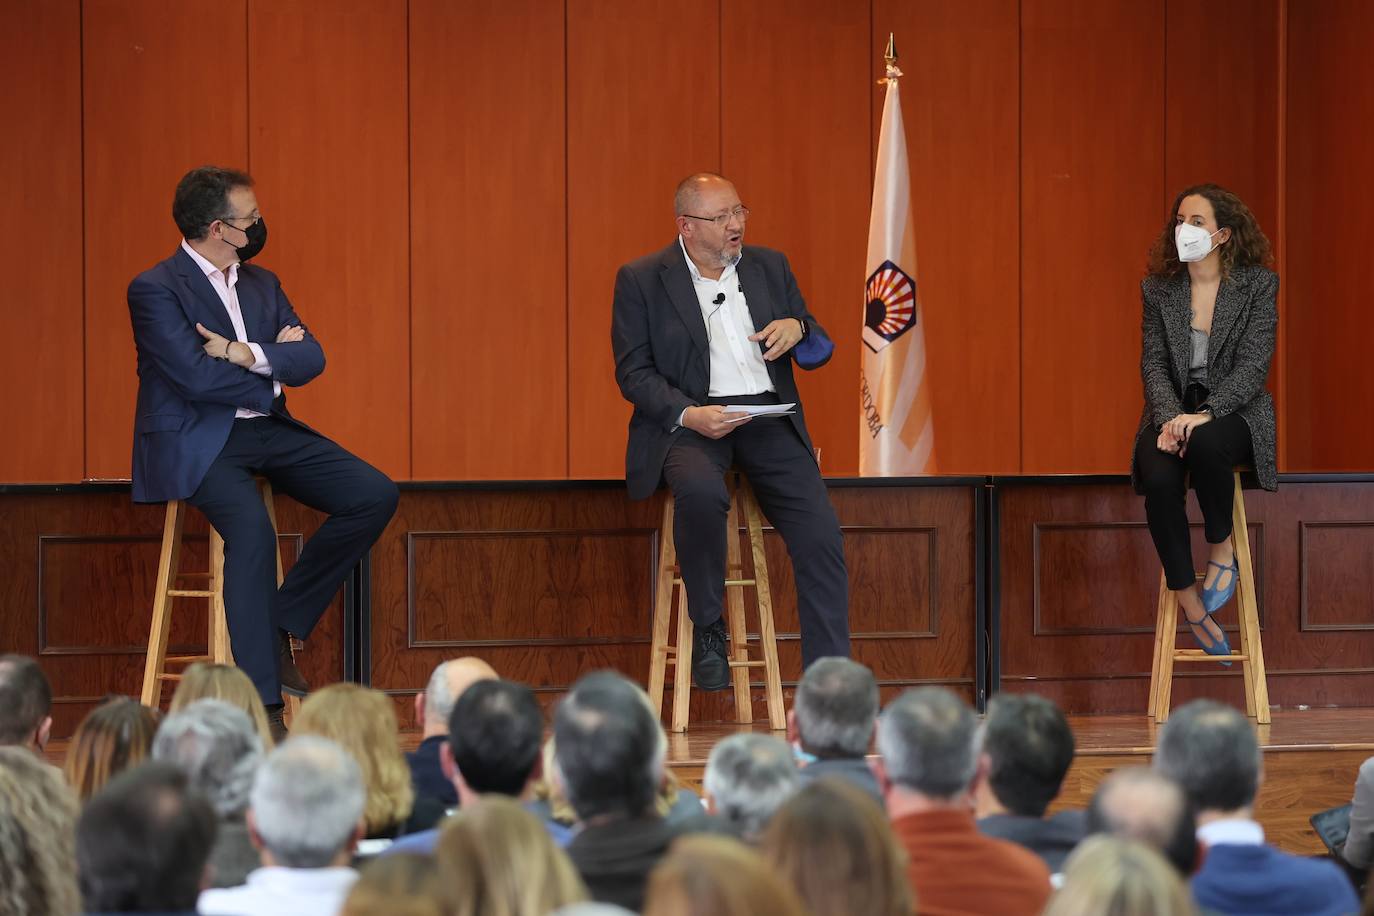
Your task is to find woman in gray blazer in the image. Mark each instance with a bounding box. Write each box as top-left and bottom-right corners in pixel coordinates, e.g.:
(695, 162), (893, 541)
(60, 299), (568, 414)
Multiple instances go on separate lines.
(1132, 184), (1277, 662)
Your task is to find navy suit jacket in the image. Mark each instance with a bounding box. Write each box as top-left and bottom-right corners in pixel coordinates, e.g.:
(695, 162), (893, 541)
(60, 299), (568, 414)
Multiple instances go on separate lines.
(1192, 843), (1359, 915)
(611, 242), (834, 501)
(127, 246), (325, 503)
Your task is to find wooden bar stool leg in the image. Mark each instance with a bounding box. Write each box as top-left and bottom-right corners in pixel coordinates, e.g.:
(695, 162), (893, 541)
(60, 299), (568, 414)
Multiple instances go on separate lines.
(1231, 474), (1270, 723)
(724, 484), (753, 725)
(671, 581), (694, 734)
(648, 497), (676, 717)
(142, 501), (187, 707)
(209, 531), (232, 665)
(1148, 571), (1170, 719)
(1154, 579), (1180, 722)
(744, 485), (786, 731)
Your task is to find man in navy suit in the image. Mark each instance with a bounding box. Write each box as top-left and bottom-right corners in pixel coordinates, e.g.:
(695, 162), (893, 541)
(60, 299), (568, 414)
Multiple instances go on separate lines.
(128, 166), (397, 735)
(611, 173), (849, 690)
(1155, 699), (1359, 915)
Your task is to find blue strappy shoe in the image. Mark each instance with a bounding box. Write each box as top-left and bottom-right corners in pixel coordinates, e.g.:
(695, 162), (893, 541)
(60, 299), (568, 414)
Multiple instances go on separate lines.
(1184, 607), (1233, 667)
(1202, 557), (1239, 614)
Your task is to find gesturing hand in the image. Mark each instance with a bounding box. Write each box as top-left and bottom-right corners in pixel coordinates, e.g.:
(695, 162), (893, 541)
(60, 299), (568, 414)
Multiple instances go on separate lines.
(276, 325), (305, 343)
(683, 405), (752, 440)
(749, 318), (804, 361)
(195, 323), (253, 368)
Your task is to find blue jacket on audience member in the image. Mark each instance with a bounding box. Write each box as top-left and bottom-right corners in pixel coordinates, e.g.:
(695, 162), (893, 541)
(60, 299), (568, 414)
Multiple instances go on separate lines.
(1191, 843), (1359, 916)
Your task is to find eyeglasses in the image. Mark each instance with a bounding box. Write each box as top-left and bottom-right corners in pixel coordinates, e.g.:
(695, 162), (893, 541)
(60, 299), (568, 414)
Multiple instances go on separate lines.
(218, 213), (261, 227)
(683, 206), (750, 228)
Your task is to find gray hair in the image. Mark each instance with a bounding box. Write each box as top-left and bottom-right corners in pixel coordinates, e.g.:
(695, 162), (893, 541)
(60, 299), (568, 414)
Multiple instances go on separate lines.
(1153, 700), (1260, 813)
(423, 662), (461, 728)
(876, 687), (979, 800)
(250, 736), (365, 868)
(793, 657), (879, 757)
(703, 734), (799, 841)
(153, 699), (263, 818)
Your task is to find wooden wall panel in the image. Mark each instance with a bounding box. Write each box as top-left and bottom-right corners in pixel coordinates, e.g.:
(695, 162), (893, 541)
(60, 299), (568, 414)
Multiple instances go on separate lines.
(1284, 1), (1374, 471)
(1, 1), (83, 483)
(874, 0), (1021, 474)
(247, 0), (410, 479)
(410, 2), (566, 479)
(82, 0), (249, 479)
(565, 0), (719, 479)
(1020, 1), (1165, 473)
(723, 1), (872, 476)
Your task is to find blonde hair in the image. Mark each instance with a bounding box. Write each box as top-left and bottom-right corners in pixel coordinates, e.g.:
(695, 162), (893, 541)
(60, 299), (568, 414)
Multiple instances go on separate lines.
(342, 852), (448, 916)
(293, 683), (413, 836)
(1044, 836), (1197, 916)
(760, 778), (913, 916)
(169, 663), (274, 749)
(644, 834), (808, 916)
(435, 796), (587, 916)
(0, 746), (80, 916)
(62, 697), (159, 801)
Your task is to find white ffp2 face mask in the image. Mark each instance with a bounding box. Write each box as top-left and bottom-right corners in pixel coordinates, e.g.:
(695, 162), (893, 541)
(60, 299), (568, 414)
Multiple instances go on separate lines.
(1176, 222), (1222, 262)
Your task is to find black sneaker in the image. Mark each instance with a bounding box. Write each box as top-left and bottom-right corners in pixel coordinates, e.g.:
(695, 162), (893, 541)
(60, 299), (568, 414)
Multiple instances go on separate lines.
(692, 619), (730, 691)
(278, 630), (310, 697)
(265, 703), (289, 745)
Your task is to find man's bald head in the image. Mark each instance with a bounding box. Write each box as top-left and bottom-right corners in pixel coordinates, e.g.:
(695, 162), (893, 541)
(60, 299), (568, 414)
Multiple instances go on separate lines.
(673, 172), (735, 217)
(1086, 767), (1197, 876)
(421, 658), (498, 733)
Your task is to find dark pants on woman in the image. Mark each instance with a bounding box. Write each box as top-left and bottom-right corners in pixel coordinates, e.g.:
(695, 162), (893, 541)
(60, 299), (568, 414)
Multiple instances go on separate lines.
(1134, 411), (1253, 590)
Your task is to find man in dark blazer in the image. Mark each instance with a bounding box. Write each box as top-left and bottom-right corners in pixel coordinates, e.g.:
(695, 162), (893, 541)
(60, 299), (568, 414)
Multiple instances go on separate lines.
(128, 166), (397, 732)
(612, 172), (849, 689)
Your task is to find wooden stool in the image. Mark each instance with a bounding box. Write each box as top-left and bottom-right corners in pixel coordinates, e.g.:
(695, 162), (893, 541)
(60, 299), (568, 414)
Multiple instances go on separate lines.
(140, 479), (300, 719)
(647, 474), (786, 733)
(1148, 469), (1270, 723)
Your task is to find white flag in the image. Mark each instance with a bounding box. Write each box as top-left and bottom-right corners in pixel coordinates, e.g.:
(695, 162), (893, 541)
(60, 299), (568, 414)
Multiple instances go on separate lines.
(860, 59), (936, 475)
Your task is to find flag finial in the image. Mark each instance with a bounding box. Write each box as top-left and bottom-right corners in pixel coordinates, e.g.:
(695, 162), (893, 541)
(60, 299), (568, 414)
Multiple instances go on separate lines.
(879, 32), (903, 84)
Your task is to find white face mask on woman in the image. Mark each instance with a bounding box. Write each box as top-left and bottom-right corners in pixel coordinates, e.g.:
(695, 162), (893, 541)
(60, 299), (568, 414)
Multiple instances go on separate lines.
(1175, 222), (1223, 262)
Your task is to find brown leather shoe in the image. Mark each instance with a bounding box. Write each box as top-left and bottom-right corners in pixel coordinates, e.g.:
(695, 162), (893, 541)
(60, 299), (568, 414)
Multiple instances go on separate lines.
(266, 704), (288, 745)
(278, 630), (310, 698)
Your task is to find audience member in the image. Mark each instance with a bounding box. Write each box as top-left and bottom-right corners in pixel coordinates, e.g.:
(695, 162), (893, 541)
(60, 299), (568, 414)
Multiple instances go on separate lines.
(294, 683), (444, 838)
(436, 795), (588, 916)
(875, 686), (1051, 915)
(1086, 766), (1198, 878)
(153, 698), (265, 888)
(534, 736), (704, 830)
(169, 662), (275, 749)
(198, 736), (366, 916)
(76, 761), (217, 914)
(1342, 755), (1374, 871)
(388, 678), (563, 854)
(788, 656), (882, 801)
(555, 671), (706, 911)
(973, 693), (1085, 871)
(63, 696), (159, 801)
(642, 834), (807, 916)
(0, 654), (52, 754)
(1043, 835), (1197, 916)
(702, 733), (799, 843)
(408, 657), (497, 810)
(1155, 699), (1359, 916)
(341, 853), (447, 916)
(760, 777), (913, 916)
(0, 745), (80, 916)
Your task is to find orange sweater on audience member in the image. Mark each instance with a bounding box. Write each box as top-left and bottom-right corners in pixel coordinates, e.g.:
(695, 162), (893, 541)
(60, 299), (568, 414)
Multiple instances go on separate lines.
(891, 809), (1052, 916)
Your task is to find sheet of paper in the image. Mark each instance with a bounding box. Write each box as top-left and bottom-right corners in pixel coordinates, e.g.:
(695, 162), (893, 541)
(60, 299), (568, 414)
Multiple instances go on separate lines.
(722, 402), (797, 422)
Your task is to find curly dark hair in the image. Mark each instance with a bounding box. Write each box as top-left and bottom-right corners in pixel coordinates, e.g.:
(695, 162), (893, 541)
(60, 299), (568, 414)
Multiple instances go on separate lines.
(1146, 183), (1273, 280)
(172, 166), (253, 241)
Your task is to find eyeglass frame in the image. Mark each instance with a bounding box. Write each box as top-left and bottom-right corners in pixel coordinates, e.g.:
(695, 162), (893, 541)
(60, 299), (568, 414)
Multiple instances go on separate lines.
(216, 213), (262, 228)
(682, 206), (750, 228)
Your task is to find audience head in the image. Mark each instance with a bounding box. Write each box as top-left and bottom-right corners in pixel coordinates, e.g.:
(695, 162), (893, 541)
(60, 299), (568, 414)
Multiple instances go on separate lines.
(0, 745), (80, 916)
(436, 795), (588, 916)
(0, 655), (52, 752)
(168, 662), (274, 749)
(443, 678), (543, 799)
(703, 733), (799, 842)
(1153, 699), (1260, 816)
(1043, 835), (1197, 916)
(153, 698), (264, 819)
(172, 165), (255, 242)
(643, 834), (807, 916)
(760, 778), (913, 916)
(75, 761), (217, 913)
(294, 683), (414, 836)
(875, 687), (980, 802)
(553, 671), (666, 822)
(978, 693), (1075, 818)
(418, 656), (498, 736)
(248, 735), (365, 869)
(62, 696), (159, 801)
(1087, 766), (1198, 877)
(342, 853), (446, 916)
(789, 657), (878, 759)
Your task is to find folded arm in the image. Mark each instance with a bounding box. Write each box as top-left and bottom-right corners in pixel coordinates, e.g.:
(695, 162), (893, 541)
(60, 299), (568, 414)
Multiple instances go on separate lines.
(252, 280), (326, 386)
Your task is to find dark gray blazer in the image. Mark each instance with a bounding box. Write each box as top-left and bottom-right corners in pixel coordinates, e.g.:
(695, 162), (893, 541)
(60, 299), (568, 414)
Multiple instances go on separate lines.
(1132, 264), (1279, 493)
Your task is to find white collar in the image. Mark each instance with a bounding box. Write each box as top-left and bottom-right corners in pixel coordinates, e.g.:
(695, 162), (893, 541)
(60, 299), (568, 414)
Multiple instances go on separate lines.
(678, 236), (739, 283)
(1197, 817), (1265, 847)
(181, 238), (239, 279)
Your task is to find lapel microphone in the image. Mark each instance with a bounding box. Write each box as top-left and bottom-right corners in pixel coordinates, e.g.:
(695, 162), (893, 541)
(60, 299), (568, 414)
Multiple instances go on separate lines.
(712, 293), (725, 305)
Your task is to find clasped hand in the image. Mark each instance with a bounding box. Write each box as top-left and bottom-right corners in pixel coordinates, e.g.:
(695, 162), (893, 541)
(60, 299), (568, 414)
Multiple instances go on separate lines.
(1157, 412), (1213, 457)
(196, 322), (305, 368)
(748, 318), (804, 361)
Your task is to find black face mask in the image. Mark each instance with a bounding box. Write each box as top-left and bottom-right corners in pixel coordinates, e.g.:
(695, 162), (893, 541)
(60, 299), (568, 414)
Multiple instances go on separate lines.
(225, 217), (268, 262)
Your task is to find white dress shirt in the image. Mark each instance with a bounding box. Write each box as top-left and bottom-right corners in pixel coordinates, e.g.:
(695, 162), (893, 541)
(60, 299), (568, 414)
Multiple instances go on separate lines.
(679, 237), (774, 397)
(198, 865), (358, 916)
(180, 239), (279, 418)
(1197, 817), (1265, 846)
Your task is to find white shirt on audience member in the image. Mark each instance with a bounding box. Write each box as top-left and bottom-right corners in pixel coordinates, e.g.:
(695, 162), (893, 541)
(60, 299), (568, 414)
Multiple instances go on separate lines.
(197, 866), (357, 916)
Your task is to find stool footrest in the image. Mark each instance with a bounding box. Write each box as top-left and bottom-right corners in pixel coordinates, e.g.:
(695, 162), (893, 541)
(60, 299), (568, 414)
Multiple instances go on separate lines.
(166, 589), (217, 598)
(164, 654), (214, 665)
(728, 659), (765, 668)
(1173, 651), (1250, 662)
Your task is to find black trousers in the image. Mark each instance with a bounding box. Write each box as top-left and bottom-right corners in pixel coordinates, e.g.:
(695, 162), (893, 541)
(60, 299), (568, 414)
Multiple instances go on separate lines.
(188, 416), (398, 705)
(1134, 412), (1253, 590)
(661, 397), (850, 668)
